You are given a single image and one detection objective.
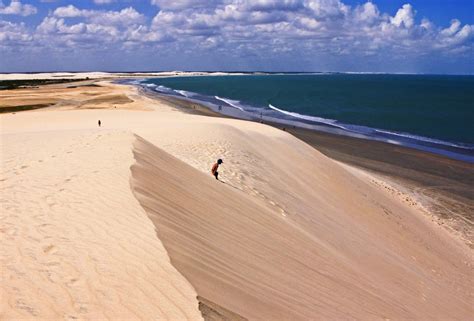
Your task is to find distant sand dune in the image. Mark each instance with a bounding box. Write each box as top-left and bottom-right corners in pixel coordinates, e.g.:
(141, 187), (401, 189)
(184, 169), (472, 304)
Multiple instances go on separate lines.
(0, 81), (148, 112)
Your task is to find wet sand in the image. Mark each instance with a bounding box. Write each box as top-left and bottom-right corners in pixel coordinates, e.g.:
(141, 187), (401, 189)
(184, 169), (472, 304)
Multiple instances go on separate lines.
(285, 126), (474, 247)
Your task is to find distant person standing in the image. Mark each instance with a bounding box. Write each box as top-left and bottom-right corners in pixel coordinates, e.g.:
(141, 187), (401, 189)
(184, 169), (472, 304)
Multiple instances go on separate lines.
(211, 159), (223, 180)
(98, 120), (101, 127)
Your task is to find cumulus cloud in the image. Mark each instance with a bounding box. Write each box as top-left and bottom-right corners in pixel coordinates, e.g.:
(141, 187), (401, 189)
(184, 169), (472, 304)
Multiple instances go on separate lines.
(0, 0), (37, 16)
(53, 5), (91, 18)
(147, 0), (473, 56)
(53, 5), (145, 26)
(1, 0), (473, 72)
(390, 3), (415, 28)
(150, 0), (218, 10)
(0, 20), (32, 43)
(353, 2), (379, 24)
(305, 0), (349, 19)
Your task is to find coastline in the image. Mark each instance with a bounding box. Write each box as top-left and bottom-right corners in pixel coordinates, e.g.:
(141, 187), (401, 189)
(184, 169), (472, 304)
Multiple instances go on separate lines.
(2, 77), (473, 320)
(3, 76), (470, 247)
(138, 86), (474, 248)
(287, 126), (474, 247)
(136, 76), (474, 164)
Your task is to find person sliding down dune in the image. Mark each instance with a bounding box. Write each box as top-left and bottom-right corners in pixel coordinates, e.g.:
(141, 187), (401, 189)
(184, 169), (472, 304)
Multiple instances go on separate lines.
(211, 159), (223, 180)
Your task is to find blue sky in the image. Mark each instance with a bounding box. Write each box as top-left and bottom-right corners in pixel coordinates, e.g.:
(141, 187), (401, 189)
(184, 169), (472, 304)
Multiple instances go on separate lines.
(1, 0), (473, 73)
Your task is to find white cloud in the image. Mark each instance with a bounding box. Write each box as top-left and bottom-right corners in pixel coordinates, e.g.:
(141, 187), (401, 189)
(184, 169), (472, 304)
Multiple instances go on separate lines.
(353, 2), (379, 24)
(95, 7), (145, 26)
(1, 0), (473, 72)
(151, 0), (217, 10)
(37, 17), (86, 34)
(0, 0), (37, 16)
(0, 20), (32, 43)
(437, 21), (473, 49)
(53, 5), (92, 18)
(304, 0), (349, 19)
(390, 3), (415, 28)
(53, 5), (145, 26)
(441, 19), (461, 37)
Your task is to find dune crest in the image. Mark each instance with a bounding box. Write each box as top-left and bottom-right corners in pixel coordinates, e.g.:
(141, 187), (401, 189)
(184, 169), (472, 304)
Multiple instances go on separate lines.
(131, 132), (472, 321)
(2, 81), (472, 320)
(1, 130), (203, 320)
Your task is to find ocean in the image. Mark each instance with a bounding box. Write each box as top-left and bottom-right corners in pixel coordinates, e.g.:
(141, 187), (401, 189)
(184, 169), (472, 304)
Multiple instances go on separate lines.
(137, 74), (474, 162)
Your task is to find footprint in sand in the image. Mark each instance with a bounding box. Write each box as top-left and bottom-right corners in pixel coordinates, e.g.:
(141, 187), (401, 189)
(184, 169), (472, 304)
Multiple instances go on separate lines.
(37, 223), (52, 228)
(43, 244), (57, 254)
(45, 196), (57, 208)
(16, 299), (38, 317)
(68, 278), (79, 285)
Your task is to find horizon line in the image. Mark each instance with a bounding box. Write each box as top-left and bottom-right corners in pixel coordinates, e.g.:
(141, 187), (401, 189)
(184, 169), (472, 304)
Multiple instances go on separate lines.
(1, 70), (473, 76)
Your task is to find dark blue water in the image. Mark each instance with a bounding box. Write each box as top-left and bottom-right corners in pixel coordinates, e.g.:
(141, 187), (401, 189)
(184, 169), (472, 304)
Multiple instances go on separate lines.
(137, 74), (474, 162)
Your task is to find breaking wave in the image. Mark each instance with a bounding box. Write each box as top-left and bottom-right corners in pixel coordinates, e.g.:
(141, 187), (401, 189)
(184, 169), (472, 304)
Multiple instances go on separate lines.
(268, 104), (347, 130)
(215, 96), (245, 111)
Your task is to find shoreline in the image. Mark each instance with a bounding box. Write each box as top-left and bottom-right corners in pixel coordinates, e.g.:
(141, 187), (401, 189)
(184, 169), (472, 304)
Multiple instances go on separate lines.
(2, 77), (472, 247)
(140, 87), (474, 248)
(3, 74), (473, 162)
(2, 78), (473, 320)
(135, 77), (474, 164)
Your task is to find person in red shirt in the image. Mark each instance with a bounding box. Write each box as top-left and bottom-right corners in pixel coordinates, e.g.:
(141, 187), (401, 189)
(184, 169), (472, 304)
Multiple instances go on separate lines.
(211, 159), (223, 180)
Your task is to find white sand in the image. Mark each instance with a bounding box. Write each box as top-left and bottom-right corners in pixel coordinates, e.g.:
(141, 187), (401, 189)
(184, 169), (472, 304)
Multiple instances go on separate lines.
(1, 82), (472, 320)
(1, 125), (203, 320)
(0, 71), (246, 81)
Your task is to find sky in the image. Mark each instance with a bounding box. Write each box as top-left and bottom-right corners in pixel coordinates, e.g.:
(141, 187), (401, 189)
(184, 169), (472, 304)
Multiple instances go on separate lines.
(0, 0), (473, 73)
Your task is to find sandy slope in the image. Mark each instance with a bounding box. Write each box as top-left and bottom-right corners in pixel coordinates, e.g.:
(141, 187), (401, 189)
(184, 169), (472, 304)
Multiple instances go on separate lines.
(130, 126), (473, 320)
(1, 124), (203, 320)
(1, 83), (473, 320)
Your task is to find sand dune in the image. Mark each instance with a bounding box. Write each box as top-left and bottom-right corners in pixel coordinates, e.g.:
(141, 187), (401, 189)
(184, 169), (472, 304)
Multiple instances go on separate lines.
(1, 127), (203, 320)
(0, 71), (248, 81)
(0, 81), (148, 112)
(1, 82), (472, 320)
(131, 130), (472, 320)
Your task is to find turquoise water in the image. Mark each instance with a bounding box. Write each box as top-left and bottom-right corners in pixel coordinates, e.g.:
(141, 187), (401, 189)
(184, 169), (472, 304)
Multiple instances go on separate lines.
(139, 74), (474, 161)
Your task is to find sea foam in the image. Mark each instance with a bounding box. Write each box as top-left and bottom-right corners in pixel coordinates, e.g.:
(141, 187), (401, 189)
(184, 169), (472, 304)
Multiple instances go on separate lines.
(268, 104), (346, 130)
(215, 96), (245, 111)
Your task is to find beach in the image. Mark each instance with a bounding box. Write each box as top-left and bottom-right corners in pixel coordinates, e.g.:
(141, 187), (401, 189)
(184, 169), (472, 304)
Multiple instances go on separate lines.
(1, 75), (473, 320)
(148, 92), (474, 249)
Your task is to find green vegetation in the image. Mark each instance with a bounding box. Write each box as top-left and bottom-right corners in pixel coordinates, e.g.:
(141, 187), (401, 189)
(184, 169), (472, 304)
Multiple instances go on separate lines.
(0, 78), (85, 90)
(0, 104), (53, 113)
